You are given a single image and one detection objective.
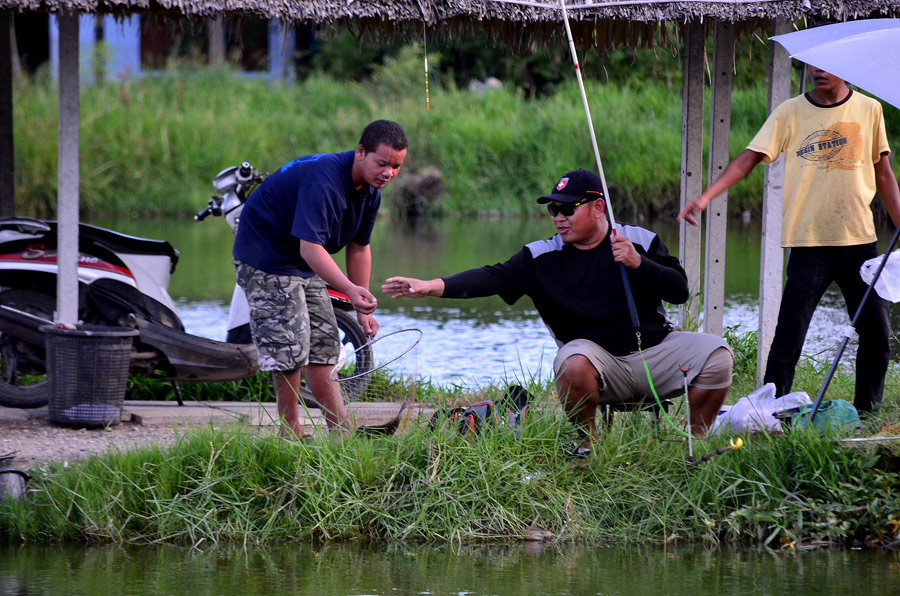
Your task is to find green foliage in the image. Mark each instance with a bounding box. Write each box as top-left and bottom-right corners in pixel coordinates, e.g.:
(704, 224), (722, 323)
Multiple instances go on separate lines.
(4, 371), (900, 548)
(12, 41), (900, 220)
(723, 327), (758, 382)
(301, 28), (402, 82)
(126, 374), (273, 402)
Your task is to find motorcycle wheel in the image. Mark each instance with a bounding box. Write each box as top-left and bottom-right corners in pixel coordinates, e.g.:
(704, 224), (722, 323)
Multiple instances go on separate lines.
(0, 290), (54, 409)
(299, 308), (373, 407)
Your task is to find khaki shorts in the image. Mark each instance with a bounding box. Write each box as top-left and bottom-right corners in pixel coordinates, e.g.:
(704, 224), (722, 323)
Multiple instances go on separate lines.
(235, 261), (341, 372)
(553, 331), (733, 403)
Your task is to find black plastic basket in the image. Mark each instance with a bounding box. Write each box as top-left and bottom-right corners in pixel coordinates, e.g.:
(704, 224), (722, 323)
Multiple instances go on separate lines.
(41, 325), (139, 428)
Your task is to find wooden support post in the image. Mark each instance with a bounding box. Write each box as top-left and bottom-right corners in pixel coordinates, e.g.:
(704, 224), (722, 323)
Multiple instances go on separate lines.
(679, 21), (705, 328)
(703, 20), (734, 337)
(0, 11), (13, 217)
(757, 18), (792, 383)
(57, 12), (79, 325)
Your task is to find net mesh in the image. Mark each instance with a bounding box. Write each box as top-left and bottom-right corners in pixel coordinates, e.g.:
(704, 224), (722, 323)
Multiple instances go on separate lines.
(331, 328), (422, 404)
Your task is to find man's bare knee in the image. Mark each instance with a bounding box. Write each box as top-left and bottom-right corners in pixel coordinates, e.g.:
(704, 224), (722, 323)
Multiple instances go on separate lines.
(555, 355), (601, 408)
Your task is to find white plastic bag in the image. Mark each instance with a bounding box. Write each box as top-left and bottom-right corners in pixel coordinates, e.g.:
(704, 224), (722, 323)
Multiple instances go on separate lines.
(708, 383), (812, 435)
(860, 250), (900, 303)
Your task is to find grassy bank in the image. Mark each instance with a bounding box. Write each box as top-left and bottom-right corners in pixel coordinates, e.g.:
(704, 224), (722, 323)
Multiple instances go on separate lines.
(15, 46), (780, 219)
(3, 350), (900, 548)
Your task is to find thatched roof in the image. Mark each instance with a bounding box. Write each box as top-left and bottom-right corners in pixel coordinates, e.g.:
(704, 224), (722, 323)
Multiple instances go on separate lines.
(3, 0), (900, 48)
(4, 0), (899, 21)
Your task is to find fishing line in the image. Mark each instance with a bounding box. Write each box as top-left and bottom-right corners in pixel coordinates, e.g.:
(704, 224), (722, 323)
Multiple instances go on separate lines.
(638, 334), (689, 438)
(424, 27), (431, 111)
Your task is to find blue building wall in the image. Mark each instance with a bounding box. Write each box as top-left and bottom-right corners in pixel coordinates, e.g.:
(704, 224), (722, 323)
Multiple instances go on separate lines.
(49, 14), (141, 82)
(48, 16), (294, 82)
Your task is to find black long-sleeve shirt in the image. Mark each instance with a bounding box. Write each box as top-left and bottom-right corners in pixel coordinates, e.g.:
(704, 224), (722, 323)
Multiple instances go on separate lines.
(441, 224), (687, 356)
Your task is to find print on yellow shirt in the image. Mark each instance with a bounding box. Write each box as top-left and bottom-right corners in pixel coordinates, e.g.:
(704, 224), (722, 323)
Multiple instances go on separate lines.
(795, 122), (862, 172)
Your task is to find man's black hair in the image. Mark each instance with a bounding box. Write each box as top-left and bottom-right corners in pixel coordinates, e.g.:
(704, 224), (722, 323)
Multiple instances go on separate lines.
(359, 120), (409, 154)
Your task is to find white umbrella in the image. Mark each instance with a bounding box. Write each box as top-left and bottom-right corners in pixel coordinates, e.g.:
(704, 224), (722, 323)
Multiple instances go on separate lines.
(770, 19), (900, 109)
(770, 19), (900, 419)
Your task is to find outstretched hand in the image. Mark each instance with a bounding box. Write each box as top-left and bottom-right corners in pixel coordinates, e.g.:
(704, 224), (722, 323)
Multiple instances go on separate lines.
(382, 276), (442, 299)
(677, 198), (706, 226)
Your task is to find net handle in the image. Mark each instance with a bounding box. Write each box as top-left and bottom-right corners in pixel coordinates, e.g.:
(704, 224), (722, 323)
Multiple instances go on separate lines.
(330, 328), (423, 384)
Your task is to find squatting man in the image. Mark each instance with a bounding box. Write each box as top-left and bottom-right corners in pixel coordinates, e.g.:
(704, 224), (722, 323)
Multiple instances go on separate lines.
(383, 169), (734, 456)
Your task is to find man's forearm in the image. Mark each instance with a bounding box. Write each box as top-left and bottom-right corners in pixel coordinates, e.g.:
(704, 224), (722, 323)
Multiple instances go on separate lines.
(633, 258), (689, 304)
(700, 149), (764, 206)
(441, 267), (505, 299)
(346, 243), (372, 289)
(300, 240), (353, 293)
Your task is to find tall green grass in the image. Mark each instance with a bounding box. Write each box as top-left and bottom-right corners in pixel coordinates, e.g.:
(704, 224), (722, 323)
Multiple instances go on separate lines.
(3, 382), (898, 547)
(13, 46), (777, 219)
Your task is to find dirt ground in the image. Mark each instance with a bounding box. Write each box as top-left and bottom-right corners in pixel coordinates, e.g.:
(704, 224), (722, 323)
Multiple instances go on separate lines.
(0, 416), (188, 469)
(0, 401), (418, 470)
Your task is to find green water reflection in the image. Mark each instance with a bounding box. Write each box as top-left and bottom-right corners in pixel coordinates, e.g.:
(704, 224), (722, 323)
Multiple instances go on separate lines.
(2, 541), (898, 595)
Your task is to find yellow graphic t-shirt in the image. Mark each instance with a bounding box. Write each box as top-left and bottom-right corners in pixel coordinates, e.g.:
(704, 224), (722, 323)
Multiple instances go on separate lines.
(747, 90), (890, 247)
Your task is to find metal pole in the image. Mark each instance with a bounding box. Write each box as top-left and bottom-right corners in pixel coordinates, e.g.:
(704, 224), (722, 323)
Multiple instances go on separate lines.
(682, 368), (693, 459)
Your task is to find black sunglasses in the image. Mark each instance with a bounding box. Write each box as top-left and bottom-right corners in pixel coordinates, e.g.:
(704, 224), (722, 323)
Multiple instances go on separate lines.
(547, 197), (599, 217)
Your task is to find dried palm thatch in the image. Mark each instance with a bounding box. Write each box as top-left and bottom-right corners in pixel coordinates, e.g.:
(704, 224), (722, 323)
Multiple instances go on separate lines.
(2, 0), (900, 49)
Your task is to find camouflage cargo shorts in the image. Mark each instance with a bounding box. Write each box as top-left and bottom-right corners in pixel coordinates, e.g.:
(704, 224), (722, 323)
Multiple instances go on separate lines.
(234, 261), (341, 372)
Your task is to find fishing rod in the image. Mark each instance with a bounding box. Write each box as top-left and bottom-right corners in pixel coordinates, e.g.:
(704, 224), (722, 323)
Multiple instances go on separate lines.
(841, 436), (900, 443)
(557, 0), (640, 331)
(486, 0), (691, 443)
(555, 0), (695, 443)
(686, 438), (743, 465)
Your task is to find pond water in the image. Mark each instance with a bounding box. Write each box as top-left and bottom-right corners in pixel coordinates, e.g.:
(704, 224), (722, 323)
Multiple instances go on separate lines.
(95, 215), (896, 387)
(2, 541), (899, 595)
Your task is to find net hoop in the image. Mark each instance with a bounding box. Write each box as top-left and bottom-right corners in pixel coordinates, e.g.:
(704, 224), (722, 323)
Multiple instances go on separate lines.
(330, 328), (422, 385)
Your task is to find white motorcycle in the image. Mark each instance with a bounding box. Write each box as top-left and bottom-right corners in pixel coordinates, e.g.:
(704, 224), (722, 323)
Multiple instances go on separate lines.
(0, 162), (372, 408)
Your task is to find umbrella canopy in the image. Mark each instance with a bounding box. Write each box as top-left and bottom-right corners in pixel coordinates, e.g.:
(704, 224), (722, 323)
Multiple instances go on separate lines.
(770, 19), (900, 110)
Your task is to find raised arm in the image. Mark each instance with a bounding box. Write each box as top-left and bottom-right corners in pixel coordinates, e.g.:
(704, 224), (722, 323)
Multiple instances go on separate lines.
(678, 149), (765, 225)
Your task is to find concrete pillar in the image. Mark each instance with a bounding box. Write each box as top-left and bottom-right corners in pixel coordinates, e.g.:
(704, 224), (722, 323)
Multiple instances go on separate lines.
(703, 20), (734, 337)
(268, 19), (295, 81)
(679, 21), (705, 328)
(757, 18), (792, 383)
(0, 12), (13, 217)
(209, 17), (226, 68)
(57, 12), (80, 325)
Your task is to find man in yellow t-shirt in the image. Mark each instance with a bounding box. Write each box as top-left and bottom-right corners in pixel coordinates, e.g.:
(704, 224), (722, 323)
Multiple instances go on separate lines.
(679, 65), (900, 414)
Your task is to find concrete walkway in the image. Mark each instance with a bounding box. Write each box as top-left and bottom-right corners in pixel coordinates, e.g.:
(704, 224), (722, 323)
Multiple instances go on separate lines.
(0, 400), (438, 472)
(0, 400), (433, 428)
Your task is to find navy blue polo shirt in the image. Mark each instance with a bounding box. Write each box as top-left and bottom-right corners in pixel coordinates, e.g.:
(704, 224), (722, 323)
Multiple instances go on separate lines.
(233, 151), (381, 277)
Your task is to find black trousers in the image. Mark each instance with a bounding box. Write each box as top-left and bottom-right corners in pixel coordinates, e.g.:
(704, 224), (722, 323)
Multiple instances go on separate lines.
(763, 243), (890, 413)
